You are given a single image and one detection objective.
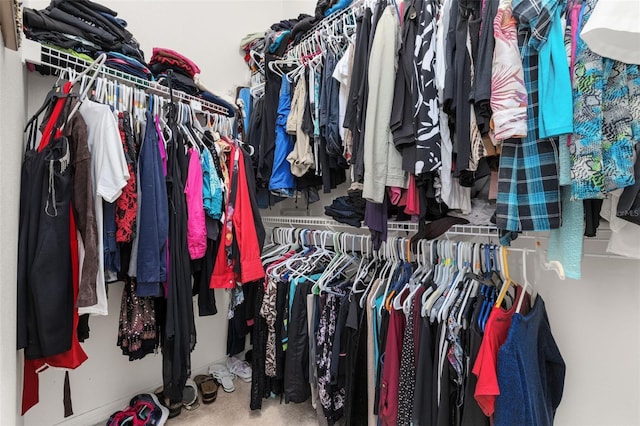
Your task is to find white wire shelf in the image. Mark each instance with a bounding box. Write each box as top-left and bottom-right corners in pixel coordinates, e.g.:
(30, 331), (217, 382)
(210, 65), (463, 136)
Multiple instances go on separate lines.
(21, 39), (231, 116)
(261, 216), (638, 261)
(261, 216), (500, 237)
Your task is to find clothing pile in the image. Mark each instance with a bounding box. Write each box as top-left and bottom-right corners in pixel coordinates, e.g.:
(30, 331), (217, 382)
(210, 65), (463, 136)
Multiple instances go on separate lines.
(150, 48), (236, 117)
(104, 51), (152, 80)
(324, 193), (366, 227)
(23, 0), (145, 63)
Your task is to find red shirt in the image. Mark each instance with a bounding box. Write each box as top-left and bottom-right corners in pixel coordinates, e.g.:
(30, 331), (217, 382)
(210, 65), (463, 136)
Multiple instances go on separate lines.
(472, 286), (530, 418)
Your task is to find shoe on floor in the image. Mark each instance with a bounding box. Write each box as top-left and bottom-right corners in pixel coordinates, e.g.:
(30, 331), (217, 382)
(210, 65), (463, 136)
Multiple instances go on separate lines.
(208, 364), (236, 393)
(152, 387), (181, 419)
(194, 374), (219, 404)
(226, 356), (252, 382)
(182, 378), (200, 411)
(108, 392), (169, 426)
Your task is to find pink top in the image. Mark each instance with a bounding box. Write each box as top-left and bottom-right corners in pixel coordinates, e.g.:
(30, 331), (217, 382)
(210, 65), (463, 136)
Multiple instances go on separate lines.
(490, 4), (528, 140)
(185, 148), (207, 259)
(404, 174), (420, 216)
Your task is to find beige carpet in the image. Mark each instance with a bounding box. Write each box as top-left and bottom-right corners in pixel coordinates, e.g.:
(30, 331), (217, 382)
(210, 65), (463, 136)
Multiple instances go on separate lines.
(168, 379), (320, 426)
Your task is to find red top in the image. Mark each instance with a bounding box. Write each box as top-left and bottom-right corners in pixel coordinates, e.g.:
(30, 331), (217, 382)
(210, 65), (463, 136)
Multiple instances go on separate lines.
(472, 286), (530, 418)
(210, 145), (264, 288)
(378, 293), (408, 426)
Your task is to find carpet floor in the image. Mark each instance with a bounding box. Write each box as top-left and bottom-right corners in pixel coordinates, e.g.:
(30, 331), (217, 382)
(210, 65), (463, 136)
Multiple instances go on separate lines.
(168, 379), (319, 425)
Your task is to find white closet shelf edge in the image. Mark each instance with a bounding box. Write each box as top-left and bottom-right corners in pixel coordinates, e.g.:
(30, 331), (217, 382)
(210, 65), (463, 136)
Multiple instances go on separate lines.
(261, 215), (499, 237)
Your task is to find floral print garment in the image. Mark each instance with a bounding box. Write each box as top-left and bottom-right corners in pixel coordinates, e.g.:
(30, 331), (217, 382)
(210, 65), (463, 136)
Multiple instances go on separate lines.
(316, 293), (346, 424)
(490, 0), (528, 141)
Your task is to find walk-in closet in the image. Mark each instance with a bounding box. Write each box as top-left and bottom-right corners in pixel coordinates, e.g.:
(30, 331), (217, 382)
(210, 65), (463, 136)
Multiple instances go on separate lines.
(0, 0), (639, 425)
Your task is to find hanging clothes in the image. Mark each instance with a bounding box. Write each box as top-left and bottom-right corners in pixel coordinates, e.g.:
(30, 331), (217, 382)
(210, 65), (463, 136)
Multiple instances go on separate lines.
(344, 7), (372, 183)
(287, 74), (316, 177)
(77, 99), (130, 316)
(362, 5), (407, 204)
(493, 297), (566, 426)
(136, 113), (169, 297)
(19, 83), (88, 415)
(210, 143), (265, 288)
(570, 0), (636, 200)
(257, 55), (283, 188)
(162, 105), (196, 403)
(270, 78), (296, 194)
(413, 0), (441, 175)
(66, 105), (99, 309)
(185, 147), (207, 259)
(495, 0), (562, 233)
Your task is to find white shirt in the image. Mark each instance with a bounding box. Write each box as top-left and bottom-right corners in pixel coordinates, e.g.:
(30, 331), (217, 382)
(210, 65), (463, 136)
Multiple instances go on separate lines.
(78, 101), (129, 316)
(332, 43), (354, 141)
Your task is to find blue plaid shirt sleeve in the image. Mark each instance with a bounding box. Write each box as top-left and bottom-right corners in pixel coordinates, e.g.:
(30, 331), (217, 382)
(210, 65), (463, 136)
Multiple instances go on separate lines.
(513, 0), (565, 51)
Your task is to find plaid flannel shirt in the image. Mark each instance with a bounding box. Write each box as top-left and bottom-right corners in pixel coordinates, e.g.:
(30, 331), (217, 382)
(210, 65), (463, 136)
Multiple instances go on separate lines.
(496, 0), (563, 232)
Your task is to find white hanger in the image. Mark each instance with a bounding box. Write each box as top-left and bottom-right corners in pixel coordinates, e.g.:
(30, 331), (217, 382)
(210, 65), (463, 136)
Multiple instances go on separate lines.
(516, 249), (537, 313)
(62, 53), (107, 130)
(370, 239), (392, 309)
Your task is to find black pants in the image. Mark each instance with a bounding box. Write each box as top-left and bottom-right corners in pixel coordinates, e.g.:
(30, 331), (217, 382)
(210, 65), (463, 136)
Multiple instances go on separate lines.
(17, 137), (74, 359)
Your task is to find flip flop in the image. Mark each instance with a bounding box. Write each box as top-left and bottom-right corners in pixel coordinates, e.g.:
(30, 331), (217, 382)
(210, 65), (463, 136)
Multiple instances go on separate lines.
(194, 374), (219, 404)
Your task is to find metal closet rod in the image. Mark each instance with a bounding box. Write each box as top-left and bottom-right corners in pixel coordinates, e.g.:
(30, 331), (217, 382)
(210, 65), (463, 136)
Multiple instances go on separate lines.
(23, 41), (231, 116)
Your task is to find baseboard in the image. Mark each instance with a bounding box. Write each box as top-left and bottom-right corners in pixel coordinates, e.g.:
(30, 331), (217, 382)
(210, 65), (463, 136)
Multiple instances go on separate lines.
(54, 358), (227, 426)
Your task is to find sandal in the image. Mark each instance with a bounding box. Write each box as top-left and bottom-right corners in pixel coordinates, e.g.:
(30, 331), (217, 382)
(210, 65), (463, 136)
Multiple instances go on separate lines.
(194, 374), (219, 404)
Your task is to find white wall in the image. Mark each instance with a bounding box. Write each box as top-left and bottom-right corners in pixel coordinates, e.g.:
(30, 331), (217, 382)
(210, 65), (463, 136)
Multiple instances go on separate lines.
(14, 1), (640, 426)
(27, 0), (318, 97)
(540, 259), (640, 426)
(0, 32), (27, 426)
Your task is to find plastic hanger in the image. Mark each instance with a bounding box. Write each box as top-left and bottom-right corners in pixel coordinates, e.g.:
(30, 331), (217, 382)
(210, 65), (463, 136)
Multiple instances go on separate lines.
(423, 242), (449, 319)
(379, 237), (401, 315)
(516, 249), (537, 313)
(317, 233), (356, 295)
(370, 240), (393, 310)
(402, 240), (428, 314)
(352, 235), (373, 293)
(494, 247), (515, 308)
(62, 53), (107, 131)
(456, 243), (478, 327)
(420, 241), (438, 315)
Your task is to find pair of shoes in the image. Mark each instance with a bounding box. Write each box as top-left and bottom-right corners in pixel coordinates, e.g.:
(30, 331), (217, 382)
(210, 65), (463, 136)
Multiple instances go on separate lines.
(226, 356), (252, 382)
(208, 364), (235, 393)
(193, 374), (219, 404)
(107, 393), (169, 426)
